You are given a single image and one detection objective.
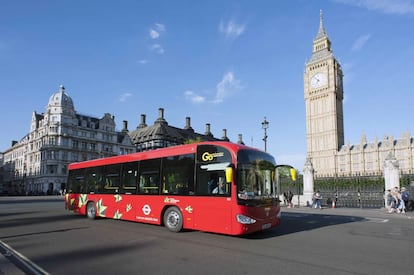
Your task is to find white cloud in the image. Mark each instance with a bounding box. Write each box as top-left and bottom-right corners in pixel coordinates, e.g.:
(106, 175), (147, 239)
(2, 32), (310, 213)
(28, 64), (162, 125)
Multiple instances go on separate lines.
(155, 23), (165, 32)
(184, 72), (242, 105)
(219, 20), (245, 38)
(150, 29), (160, 39)
(138, 59), (149, 64)
(333, 0), (414, 15)
(150, 44), (165, 54)
(351, 34), (371, 51)
(184, 90), (206, 103)
(119, 93), (132, 102)
(149, 23), (166, 39)
(214, 72), (242, 103)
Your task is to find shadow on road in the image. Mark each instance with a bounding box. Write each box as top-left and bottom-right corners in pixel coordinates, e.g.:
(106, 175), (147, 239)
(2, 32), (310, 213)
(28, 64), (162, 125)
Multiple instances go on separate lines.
(243, 211), (365, 239)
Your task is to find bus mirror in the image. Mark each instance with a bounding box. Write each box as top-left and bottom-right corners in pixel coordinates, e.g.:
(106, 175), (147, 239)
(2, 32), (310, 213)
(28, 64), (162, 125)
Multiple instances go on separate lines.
(290, 168), (297, 181)
(225, 167), (233, 183)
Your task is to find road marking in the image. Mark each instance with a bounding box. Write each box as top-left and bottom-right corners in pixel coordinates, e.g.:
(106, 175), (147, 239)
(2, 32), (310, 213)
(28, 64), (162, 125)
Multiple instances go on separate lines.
(0, 240), (49, 275)
(363, 217), (389, 223)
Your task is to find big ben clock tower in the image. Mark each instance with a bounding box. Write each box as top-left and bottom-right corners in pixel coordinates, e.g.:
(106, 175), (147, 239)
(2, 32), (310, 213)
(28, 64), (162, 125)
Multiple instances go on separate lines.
(304, 10), (344, 177)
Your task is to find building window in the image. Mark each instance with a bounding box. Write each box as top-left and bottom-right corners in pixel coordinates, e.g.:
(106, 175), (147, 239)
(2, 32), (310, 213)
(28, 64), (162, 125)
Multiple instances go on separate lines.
(72, 140), (79, 149)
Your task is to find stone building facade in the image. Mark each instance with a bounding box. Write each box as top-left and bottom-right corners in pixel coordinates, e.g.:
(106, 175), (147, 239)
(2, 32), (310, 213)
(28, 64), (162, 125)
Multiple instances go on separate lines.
(128, 107), (244, 152)
(304, 11), (414, 178)
(0, 86), (246, 195)
(1, 85), (135, 195)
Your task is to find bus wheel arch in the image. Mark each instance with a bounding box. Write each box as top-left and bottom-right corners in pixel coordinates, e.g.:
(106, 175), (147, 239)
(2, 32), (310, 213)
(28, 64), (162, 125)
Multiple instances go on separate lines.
(86, 201), (96, 219)
(163, 206), (183, 232)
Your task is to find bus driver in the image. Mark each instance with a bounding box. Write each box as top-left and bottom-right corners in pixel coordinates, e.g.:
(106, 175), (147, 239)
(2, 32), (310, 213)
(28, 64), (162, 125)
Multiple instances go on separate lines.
(213, 177), (226, 194)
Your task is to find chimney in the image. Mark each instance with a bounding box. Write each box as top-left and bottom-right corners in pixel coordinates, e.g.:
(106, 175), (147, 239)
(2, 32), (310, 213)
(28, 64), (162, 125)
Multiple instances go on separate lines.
(221, 129), (229, 141)
(158, 108), (164, 119)
(138, 114), (147, 128)
(237, 134), (245, 145)
(122, 120), (128, 132)
(184, 117), (193, 131)
(155, 108), (167, 124)
(205, 123), (213, 138)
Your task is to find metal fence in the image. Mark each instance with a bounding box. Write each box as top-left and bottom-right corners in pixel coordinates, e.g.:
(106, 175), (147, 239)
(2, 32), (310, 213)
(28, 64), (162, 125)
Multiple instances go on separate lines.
(317, 175), (414, 209)
(279, 174), (414, 209)
(318, 186), (385, 208)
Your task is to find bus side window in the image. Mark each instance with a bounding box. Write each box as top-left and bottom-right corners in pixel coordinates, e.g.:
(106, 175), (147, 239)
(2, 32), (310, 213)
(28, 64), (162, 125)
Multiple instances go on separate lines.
(103, 164), (121, 194)
(121, 162), (138, 194)
(138, 158), (161, 194)
(161, 154), (195, 195)
(86, 167), (103, 194)
(70, 171), (85, 194)
(196, 167), (228, 196)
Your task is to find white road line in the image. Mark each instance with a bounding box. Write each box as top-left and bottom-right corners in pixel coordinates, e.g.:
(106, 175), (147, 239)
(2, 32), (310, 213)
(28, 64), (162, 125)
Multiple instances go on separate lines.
(0, 240), (49, 275)
(363, 217), (389, 223)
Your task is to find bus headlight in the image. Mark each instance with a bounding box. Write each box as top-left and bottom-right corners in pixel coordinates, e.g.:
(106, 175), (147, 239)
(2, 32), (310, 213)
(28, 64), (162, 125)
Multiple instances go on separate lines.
(236, 214), (256, 224)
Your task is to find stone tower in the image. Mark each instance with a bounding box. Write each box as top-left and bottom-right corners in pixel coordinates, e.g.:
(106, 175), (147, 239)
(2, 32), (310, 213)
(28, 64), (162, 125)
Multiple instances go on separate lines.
(304, 10), (344, 177)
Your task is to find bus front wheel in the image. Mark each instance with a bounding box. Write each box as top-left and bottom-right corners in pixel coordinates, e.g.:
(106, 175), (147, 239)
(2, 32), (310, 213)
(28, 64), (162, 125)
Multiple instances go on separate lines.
(163, 207), (183, 232)
(86, 202), (96, 219)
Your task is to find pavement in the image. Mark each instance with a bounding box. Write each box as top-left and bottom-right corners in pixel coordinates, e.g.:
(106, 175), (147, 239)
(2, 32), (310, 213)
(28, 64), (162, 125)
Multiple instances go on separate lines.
(281, 204), (414, 220)
(1, 199), (412, 274)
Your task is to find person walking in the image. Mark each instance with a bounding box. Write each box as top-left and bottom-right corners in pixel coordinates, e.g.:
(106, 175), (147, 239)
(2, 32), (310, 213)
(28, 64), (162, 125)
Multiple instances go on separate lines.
(313, 190), (322, 209)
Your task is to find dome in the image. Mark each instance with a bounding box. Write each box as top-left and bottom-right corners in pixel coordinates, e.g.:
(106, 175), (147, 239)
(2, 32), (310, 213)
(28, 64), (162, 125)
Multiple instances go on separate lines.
(48, 85), (74, 109)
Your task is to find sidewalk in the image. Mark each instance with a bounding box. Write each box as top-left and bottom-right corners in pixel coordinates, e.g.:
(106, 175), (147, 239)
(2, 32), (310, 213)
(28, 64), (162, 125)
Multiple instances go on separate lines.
(281, 205), (414, 220)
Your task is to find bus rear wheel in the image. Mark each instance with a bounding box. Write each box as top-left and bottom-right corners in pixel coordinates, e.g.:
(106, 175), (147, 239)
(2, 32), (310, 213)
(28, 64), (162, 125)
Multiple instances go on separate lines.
(163, 207), (183, 232)
(86, 202), (96, 219)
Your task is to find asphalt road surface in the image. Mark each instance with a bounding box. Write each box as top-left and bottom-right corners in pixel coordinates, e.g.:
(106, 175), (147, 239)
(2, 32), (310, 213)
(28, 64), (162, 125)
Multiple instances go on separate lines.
(1, 196), (413, 275)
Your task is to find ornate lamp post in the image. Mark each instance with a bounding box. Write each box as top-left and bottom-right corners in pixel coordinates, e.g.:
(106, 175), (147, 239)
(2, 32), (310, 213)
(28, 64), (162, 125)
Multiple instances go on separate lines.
(261, 117), (269, 152)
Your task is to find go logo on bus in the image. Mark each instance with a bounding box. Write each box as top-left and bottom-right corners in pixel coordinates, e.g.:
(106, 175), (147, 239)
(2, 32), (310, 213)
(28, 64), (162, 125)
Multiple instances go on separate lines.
(201, 151), (224, 162)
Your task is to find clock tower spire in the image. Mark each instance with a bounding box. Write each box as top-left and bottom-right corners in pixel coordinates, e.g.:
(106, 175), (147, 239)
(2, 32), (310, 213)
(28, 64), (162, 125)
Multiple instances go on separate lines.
(310, 10), (332, 61)
(304, 10), (345, 177)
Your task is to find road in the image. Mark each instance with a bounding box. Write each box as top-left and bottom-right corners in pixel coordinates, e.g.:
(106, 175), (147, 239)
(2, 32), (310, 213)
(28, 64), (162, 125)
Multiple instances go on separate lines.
(1, 196), (414, 275)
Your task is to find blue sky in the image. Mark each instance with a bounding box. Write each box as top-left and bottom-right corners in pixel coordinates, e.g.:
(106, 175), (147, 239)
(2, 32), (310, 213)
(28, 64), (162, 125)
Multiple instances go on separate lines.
(1, 0), (414, 170)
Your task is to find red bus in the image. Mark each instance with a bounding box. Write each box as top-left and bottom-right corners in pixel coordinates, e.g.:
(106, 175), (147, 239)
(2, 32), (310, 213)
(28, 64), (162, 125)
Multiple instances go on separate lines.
(65, 141), (281, 235)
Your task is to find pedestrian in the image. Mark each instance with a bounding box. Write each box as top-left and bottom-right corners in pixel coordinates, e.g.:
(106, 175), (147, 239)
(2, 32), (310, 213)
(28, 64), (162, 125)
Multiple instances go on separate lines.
(384, 189), (393, 213)
(283, 191), (288, 206)
(396, 187), (406, 214)
(313, 190), (322, 209)
(388, 187), (400, 213)
(287, 190), (294, 208)
(401, 187), (409, 207)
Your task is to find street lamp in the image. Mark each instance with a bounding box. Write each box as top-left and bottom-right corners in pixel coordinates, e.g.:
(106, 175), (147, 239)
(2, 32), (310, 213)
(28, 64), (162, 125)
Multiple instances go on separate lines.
(261, 117), (269, 152)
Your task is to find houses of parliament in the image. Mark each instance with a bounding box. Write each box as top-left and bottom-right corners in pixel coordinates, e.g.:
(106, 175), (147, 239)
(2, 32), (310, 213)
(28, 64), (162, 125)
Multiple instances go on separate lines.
(1, 11), (413, 195)
(304, 11), (414, 178)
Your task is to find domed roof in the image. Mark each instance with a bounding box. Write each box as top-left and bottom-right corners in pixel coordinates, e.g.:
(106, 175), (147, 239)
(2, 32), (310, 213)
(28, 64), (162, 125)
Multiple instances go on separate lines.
(48, 85), (74, 110)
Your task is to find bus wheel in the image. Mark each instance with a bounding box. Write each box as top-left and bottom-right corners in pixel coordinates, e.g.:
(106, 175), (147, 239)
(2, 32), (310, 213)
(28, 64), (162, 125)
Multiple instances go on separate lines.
(163, 207), (183, 232)
(86, 202), (96, 219)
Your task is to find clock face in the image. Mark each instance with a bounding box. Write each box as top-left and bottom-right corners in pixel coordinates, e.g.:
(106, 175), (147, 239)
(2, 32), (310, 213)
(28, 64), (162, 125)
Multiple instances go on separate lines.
(310, 72), (327, 88)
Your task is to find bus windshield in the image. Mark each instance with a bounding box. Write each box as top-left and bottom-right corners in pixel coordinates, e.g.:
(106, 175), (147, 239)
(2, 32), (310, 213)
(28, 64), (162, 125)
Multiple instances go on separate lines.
(237, 149), (277, 206)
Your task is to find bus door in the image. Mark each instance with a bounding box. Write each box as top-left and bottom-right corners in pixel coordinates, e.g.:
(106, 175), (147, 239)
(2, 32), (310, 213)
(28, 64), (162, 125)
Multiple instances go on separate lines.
(194, 162), (233, 234)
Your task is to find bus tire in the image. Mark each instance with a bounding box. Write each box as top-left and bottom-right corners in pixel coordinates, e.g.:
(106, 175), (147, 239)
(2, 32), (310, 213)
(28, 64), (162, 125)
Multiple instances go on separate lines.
(86, 202), (96, 219)
(163, 207), (183, 232)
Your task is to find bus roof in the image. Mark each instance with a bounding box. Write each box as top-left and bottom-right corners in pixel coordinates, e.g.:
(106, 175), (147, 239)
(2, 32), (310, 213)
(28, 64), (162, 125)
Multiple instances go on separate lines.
(68, 141), (263, 170)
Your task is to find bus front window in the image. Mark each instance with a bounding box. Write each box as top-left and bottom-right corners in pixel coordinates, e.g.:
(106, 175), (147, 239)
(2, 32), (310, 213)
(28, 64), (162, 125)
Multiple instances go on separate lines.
(237, 150), (277, 205)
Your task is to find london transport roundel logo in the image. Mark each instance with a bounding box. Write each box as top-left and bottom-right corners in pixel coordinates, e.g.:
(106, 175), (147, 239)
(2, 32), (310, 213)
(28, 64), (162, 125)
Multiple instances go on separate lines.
(142, 204), (151, 215)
